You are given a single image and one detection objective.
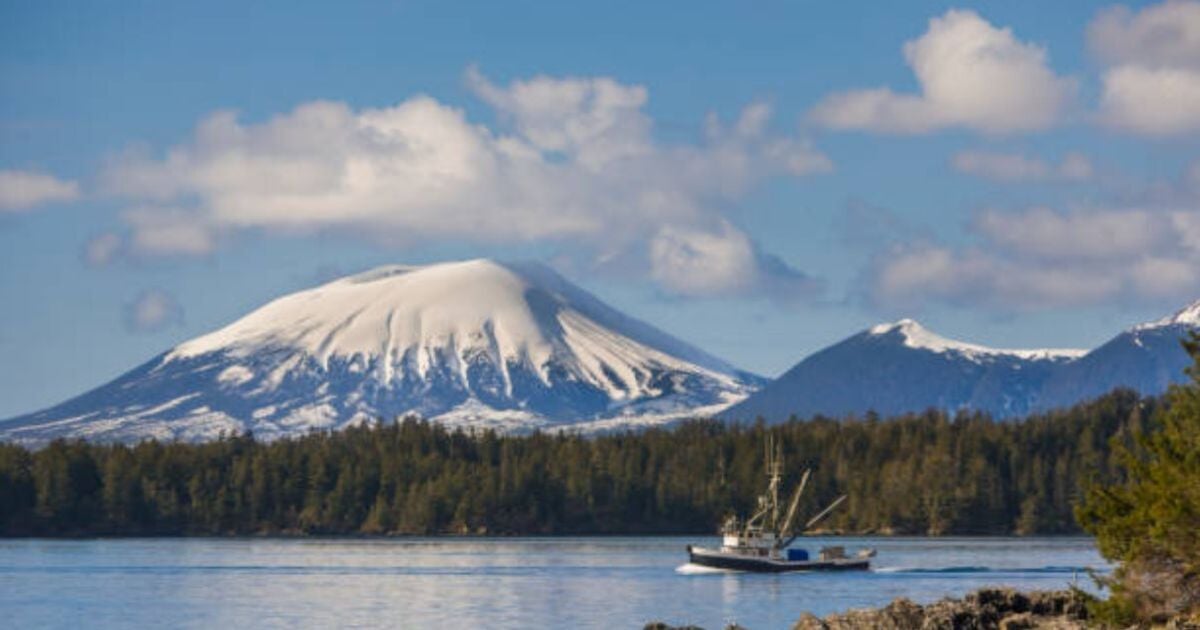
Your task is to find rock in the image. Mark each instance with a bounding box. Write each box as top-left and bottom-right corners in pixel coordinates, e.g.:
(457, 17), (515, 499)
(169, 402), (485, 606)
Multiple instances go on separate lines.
(790, 588), (1091, 629)
(792, 612), (826, 630)
(659, 588), (1196, 630)
(643, 619), (744, 624)
(998, 613), (1035, 630)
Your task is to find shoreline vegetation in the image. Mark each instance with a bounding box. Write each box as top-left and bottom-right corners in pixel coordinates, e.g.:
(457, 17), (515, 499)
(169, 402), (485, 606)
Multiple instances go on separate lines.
(0, 390), (1152, 538)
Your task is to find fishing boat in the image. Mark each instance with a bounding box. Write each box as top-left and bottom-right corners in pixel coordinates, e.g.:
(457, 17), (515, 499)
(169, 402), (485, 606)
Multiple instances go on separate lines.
(686, 440), (875, 573)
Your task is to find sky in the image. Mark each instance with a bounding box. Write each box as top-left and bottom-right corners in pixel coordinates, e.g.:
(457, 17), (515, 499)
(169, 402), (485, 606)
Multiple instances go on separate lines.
(1, 0), (1199, 418)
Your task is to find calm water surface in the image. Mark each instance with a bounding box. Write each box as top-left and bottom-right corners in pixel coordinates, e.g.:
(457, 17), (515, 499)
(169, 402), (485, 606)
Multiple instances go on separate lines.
(0, 537), (1105, 629)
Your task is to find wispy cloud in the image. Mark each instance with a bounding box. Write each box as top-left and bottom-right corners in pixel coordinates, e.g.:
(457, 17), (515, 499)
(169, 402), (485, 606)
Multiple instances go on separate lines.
(951, 150), (1092, 182)
(0, 169), (80, 212)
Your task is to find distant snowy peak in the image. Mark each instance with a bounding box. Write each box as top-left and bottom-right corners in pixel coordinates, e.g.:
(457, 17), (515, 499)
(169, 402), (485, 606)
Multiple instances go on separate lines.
(868, 319), (1086, 362)
(1132, 299), (1200, 331)
(168, 258), (741, 401)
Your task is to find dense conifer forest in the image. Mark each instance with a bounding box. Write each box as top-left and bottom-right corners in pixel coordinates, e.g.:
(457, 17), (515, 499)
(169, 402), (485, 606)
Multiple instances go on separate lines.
(0, 389), (1156, 537)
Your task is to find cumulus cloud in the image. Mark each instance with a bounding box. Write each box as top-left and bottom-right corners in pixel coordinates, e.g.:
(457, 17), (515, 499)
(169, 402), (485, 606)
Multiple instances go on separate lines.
(648, 220), (822, 300)
(951, 151), (1093, 182)
(808, 10), (1075, 134)
(0, 169), (80, 212)
(867, 163), (1200, 311)
(125, 289), (184, 333)
(102, 69), (830, 300)
(1097, 65), (1200, 134)
(1088, 1), (1200, 69)
(1090, 1), (1200, 135)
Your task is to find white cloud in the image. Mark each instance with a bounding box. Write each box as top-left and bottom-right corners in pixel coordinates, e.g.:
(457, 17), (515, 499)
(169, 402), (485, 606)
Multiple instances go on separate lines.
(870, 204), (1200, 310)
(650, 222), (758, 296)
(123, 207), (216, 256)
(869, 160), (1200, 310)
(972, 207), (1172, 261)
(102, 69), (830, 300)
(648, 220), (821, 299)
(951, 151), (1093, 182)
(1097, 65), (1200, 134)
(870, 240), (1193, 311)
(1088, 1), (1200, 69)
(809, 10), (1074, 134)
(125, 289), (184, 333)
(0, 169), (80, 212)
(465, 66), (651, 169)
(1090, 2), (1200, 135)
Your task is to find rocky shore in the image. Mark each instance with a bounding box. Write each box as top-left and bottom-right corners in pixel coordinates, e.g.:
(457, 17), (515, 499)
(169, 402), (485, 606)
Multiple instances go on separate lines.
(791, 588), (1091, 629)
(646, 588), (1095, 630)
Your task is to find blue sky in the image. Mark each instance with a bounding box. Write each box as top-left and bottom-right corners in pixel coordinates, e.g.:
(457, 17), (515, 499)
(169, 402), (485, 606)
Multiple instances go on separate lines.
(2, 0), (1199, 418)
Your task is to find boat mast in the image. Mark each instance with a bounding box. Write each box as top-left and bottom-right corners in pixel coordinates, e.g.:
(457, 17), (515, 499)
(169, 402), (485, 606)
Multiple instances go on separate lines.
(767, 437), (782, 530)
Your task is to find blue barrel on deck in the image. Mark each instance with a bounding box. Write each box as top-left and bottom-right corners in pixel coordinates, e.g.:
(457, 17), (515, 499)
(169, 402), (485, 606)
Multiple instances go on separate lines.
(786, 548), (809, 561)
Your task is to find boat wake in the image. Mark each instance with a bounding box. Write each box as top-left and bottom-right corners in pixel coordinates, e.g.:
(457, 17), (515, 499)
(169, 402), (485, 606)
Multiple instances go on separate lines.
(675, 563), (736, 575)
(873, 565), (1099, 575)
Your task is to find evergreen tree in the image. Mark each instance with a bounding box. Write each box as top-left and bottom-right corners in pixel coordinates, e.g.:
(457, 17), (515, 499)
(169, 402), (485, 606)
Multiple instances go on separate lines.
(0, 389), (1159, 539)
(1077, 334), (1200, 625)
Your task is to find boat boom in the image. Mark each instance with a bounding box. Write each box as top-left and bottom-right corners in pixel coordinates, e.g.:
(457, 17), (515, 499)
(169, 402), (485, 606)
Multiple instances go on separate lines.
(775, 469), (810, 548)
(804, 494), (847, 530)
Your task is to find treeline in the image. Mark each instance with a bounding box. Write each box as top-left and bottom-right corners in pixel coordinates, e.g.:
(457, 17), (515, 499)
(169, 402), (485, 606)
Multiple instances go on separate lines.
(0, 389), (1157, 537)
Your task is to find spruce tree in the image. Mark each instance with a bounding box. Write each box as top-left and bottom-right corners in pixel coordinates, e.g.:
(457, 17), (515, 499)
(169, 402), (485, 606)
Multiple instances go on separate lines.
(1076, 333), (1200, 624)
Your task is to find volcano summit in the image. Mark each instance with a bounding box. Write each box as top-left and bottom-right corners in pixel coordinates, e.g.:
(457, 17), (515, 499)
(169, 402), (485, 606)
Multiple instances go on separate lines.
(0, 260), (760, 443)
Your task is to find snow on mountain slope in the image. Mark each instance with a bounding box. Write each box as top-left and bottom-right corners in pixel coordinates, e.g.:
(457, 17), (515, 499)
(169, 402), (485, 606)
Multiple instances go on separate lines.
(1132, 298), (1200, 331)
(868, 319), (1086, 362)
(0, 260), (759, 444)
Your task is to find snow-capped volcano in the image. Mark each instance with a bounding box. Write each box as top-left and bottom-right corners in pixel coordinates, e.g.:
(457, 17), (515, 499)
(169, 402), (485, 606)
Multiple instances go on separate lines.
(0, 260), (760, 443)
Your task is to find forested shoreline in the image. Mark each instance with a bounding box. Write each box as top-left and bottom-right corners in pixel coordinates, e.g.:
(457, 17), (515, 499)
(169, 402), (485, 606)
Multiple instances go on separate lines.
(0, 389), (1157, 537)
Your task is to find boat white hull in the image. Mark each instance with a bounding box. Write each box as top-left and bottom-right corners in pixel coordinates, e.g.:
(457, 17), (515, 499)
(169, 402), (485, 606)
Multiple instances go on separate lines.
(686, 545), (870, 573)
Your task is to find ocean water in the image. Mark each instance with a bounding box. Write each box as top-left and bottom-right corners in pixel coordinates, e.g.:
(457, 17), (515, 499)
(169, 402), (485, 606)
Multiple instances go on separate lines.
(0, 537), (1106, 629)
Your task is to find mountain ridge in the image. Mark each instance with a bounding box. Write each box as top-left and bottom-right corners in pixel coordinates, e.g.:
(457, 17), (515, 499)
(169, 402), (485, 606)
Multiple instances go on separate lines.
(723, 301), (1200, 422)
